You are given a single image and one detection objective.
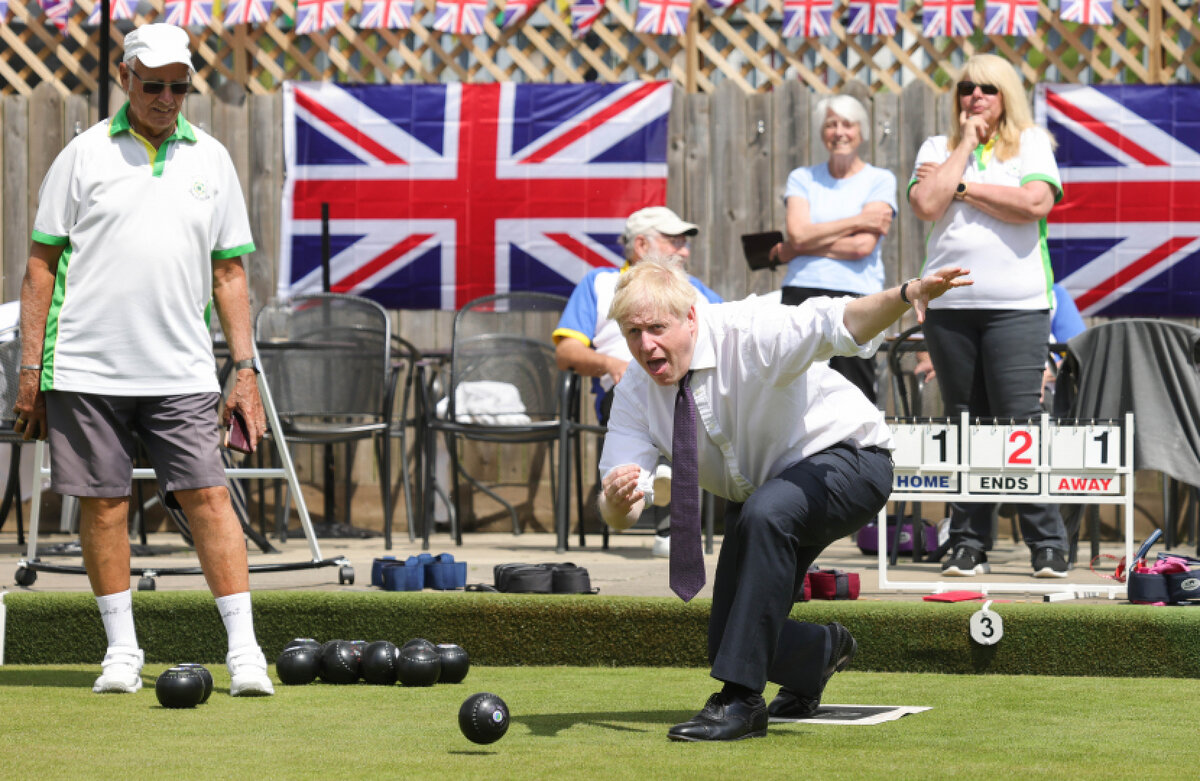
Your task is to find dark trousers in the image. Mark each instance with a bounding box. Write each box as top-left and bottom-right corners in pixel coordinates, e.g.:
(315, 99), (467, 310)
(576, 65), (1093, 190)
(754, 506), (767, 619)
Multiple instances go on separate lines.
(782, 286), (877, 404)
(707, 442), (893, 693)
(922, 308), (1067, 554)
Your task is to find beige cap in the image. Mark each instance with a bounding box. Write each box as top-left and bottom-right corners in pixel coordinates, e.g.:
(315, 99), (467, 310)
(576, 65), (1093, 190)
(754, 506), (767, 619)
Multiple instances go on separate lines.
(123, 24), (196, 74)
(621, 206), (699, 244)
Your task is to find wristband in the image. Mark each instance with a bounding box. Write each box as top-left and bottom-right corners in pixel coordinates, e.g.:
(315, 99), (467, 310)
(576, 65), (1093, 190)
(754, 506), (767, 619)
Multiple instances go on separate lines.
(234, 358), (259, 374)
(20, 364), (42, 371)
(899, 278), (919, 305)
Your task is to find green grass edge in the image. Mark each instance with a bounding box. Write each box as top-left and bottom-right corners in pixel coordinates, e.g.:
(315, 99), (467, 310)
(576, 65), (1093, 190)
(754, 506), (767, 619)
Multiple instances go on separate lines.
(5, 591), (1199, 677)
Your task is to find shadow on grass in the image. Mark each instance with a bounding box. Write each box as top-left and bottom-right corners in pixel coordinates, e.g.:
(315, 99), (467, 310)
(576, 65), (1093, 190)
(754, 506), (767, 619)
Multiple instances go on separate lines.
(518, 710), (705, 737)
(0, 668), (106, 688)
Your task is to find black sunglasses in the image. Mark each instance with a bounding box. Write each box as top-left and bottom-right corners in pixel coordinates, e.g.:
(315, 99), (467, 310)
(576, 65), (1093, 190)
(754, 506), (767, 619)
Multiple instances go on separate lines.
(130, 69), (191, 96)
(957, 81), (999, 97)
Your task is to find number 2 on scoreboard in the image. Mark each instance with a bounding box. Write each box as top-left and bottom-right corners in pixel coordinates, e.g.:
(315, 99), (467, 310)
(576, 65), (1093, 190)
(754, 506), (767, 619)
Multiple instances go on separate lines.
(1005, 427), (1037, 466)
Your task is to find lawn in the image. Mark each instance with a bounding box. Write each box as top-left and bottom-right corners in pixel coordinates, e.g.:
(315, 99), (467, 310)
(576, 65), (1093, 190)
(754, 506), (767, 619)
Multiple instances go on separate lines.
(1, 664), (1192, 780)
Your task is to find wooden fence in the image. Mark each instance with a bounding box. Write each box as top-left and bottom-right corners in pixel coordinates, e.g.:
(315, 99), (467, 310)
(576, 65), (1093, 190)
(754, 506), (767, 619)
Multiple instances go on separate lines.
(1, 0), (1198, 98)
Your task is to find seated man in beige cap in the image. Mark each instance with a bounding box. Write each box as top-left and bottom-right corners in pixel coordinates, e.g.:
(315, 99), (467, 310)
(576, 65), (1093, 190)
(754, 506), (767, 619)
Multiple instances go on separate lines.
(553, 207), (721, 556)
(14, 23), (273, 697)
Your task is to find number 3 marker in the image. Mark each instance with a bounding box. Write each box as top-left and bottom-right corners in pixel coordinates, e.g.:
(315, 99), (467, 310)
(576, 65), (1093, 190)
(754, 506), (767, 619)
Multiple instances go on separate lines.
(969, 600), (1004, 646)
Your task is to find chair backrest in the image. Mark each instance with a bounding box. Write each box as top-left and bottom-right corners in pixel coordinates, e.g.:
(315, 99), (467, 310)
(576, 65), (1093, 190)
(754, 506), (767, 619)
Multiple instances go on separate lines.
(255, 293), (391, 420)
(0, 333), (20, 426)
(887, 325), (936, 418)
(1056, 318), (1200, 486)
(448, 292), (568, 423)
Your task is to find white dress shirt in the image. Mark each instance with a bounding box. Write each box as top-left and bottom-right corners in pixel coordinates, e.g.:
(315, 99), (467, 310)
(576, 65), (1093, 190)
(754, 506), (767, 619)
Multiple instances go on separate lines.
(599, 295), (893, 503)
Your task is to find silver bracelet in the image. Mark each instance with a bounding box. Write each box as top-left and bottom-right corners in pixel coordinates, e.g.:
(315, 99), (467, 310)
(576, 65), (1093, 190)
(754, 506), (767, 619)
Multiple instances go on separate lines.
(20, 364), (42, 371)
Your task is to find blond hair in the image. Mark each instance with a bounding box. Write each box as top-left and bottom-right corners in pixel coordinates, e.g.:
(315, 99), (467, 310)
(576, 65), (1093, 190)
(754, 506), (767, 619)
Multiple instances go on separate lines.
(950, 54), (1055, 161)
(608, 257), (696, 327)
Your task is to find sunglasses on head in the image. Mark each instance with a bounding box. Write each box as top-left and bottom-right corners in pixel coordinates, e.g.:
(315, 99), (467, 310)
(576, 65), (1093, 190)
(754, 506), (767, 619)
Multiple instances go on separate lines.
(957, 81), (999, 97)
(130, 69), (191, 96)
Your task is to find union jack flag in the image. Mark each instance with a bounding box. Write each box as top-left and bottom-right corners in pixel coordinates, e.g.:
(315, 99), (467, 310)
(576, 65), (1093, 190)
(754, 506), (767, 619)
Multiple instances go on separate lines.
(706, 0), (745, 9)
(163, 0), (214, 26)
(433, 0), (488, 34)
(1060, 0), (1112, 25)
(782, 0), (832, 37)
(984, 0), (1038, 36)
(922, 0), (974, 37)
(86, 0), (137, 26)
(280, 82), (671, 309)
(295, 0), (343, 33)
(40, 0), (71, 33)
(634, 0), (690, 35)
(224, 0), (274, 24)
(1036, 85), (1200, 317)
(570, 0), (604, 37)
(359, 0), (412, 28)
(500, 0), (539, 27)
(846, 0), (898, 35)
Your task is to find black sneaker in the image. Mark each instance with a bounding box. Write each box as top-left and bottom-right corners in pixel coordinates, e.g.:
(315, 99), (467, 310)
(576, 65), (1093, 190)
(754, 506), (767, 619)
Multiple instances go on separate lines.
(767, 622), (857, 721)
(1032, 547), (1069, 578)
(941, 546), (990, 576)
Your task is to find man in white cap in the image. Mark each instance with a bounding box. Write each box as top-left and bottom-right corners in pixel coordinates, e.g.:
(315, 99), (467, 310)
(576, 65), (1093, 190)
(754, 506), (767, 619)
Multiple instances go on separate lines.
(553, 206), (721, 556)
(13, 23), (274, 697)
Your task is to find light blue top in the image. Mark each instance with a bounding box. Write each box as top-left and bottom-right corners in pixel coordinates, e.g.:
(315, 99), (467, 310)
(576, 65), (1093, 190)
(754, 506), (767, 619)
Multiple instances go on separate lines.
(781, 162), (898, 296)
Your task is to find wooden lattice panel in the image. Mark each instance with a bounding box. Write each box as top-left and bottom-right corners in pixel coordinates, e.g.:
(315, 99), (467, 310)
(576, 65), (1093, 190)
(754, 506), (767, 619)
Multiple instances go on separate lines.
(0, 0), (1197, 96)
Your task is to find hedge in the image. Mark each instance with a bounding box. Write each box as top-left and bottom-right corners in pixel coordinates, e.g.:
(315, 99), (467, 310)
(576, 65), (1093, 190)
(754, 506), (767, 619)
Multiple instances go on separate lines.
(4, 591), (1199, 678)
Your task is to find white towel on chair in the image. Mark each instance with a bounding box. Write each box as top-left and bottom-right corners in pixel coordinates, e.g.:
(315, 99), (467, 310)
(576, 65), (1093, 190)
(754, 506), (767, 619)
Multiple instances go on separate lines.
(437, 381), (533, 425)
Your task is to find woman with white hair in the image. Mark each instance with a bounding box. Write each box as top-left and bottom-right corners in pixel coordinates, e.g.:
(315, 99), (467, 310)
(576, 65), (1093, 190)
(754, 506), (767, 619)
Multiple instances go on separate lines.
(908, 53), (1069, 579)
(771, 93), (897, 403)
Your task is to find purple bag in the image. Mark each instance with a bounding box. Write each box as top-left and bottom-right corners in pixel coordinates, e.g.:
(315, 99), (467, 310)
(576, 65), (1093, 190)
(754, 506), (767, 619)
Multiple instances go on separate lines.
(856, 518), (938, 555)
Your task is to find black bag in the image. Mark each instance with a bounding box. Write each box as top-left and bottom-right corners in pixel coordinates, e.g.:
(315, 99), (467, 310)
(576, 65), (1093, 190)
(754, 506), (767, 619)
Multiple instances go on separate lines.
(490, 562), (598, 594)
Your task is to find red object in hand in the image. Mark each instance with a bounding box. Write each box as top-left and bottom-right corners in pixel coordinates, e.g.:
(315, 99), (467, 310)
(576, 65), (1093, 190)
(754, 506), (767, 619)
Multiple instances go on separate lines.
(224, 410), (253, 453)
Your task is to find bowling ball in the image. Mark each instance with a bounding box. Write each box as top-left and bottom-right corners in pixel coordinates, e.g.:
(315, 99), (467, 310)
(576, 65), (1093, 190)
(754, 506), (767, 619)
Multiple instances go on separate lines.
(458, 692), (509, 745)
(177, 664), (213, 703)
(276, 646), (320, 685)
(361, 641), (399, 685)
(402, 638), (437, 655)
(397, 643), (440, 687)
(155, 666), (206, 709)
(435, 644), (470, 684)
(284, 638), (321, 653)
(318, 640), (360, 684)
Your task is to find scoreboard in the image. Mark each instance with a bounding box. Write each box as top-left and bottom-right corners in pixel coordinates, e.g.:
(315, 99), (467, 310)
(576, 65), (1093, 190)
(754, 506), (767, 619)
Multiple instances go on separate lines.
(880, 412), (1135, 597)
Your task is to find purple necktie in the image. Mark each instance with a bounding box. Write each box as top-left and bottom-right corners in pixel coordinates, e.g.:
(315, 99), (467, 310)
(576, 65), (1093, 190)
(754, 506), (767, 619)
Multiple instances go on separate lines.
(669, 370), (705, 602)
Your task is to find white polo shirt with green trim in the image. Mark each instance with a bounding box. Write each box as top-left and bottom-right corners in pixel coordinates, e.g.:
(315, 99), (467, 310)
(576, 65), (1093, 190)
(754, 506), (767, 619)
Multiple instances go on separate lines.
(907, 127), (1062, 311)
(32, 104), (255, 395)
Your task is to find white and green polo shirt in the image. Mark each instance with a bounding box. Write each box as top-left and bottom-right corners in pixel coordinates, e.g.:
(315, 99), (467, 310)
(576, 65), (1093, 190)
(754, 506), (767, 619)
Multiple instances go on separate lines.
(907, 127), (1062, 310)
(32, 104), (255, 395)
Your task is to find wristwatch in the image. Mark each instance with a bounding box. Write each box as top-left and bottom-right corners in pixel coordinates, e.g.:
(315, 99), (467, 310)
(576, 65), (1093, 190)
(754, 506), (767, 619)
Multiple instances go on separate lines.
(234, 358), (259, 374)
(955, 181), (969, 201)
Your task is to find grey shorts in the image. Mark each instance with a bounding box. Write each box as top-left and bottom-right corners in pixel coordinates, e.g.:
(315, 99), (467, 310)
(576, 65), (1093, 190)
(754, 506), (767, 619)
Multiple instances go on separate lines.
(45, 391), (228, 498)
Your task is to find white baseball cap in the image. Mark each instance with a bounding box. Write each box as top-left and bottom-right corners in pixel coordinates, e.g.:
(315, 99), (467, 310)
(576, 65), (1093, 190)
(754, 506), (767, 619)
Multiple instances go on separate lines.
(621, 206), (699, 245)
(123, 24), (196, 74)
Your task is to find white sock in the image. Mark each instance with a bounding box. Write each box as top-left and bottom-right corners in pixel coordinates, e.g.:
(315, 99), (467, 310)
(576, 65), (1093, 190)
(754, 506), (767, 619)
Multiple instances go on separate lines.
(215, 592), (258, 653)
(95, 590), (138, 651)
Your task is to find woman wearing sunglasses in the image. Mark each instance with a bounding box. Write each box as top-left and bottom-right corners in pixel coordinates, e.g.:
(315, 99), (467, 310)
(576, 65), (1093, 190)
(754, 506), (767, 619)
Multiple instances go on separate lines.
(907, 53), (1070, 580)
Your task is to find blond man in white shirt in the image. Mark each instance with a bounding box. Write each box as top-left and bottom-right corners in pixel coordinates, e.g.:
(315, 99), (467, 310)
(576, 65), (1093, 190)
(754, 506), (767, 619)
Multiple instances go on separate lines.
(599, 259), (969, 741)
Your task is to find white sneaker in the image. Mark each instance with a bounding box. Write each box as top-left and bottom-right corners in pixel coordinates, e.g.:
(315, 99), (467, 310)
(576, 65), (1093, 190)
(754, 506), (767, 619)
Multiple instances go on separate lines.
(93, 646), (144, 693)
(652, 534), (671, 558)
(227, 646), (275, 697)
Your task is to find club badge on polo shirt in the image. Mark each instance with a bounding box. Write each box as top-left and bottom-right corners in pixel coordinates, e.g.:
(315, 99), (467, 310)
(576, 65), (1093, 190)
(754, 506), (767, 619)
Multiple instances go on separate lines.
(189, 177), (213, 201)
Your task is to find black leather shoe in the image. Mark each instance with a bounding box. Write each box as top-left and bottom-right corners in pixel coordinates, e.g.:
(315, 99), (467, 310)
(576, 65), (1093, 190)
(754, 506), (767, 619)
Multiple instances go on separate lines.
(667, 692), (768, 742)
(767, 621), (857, 720)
